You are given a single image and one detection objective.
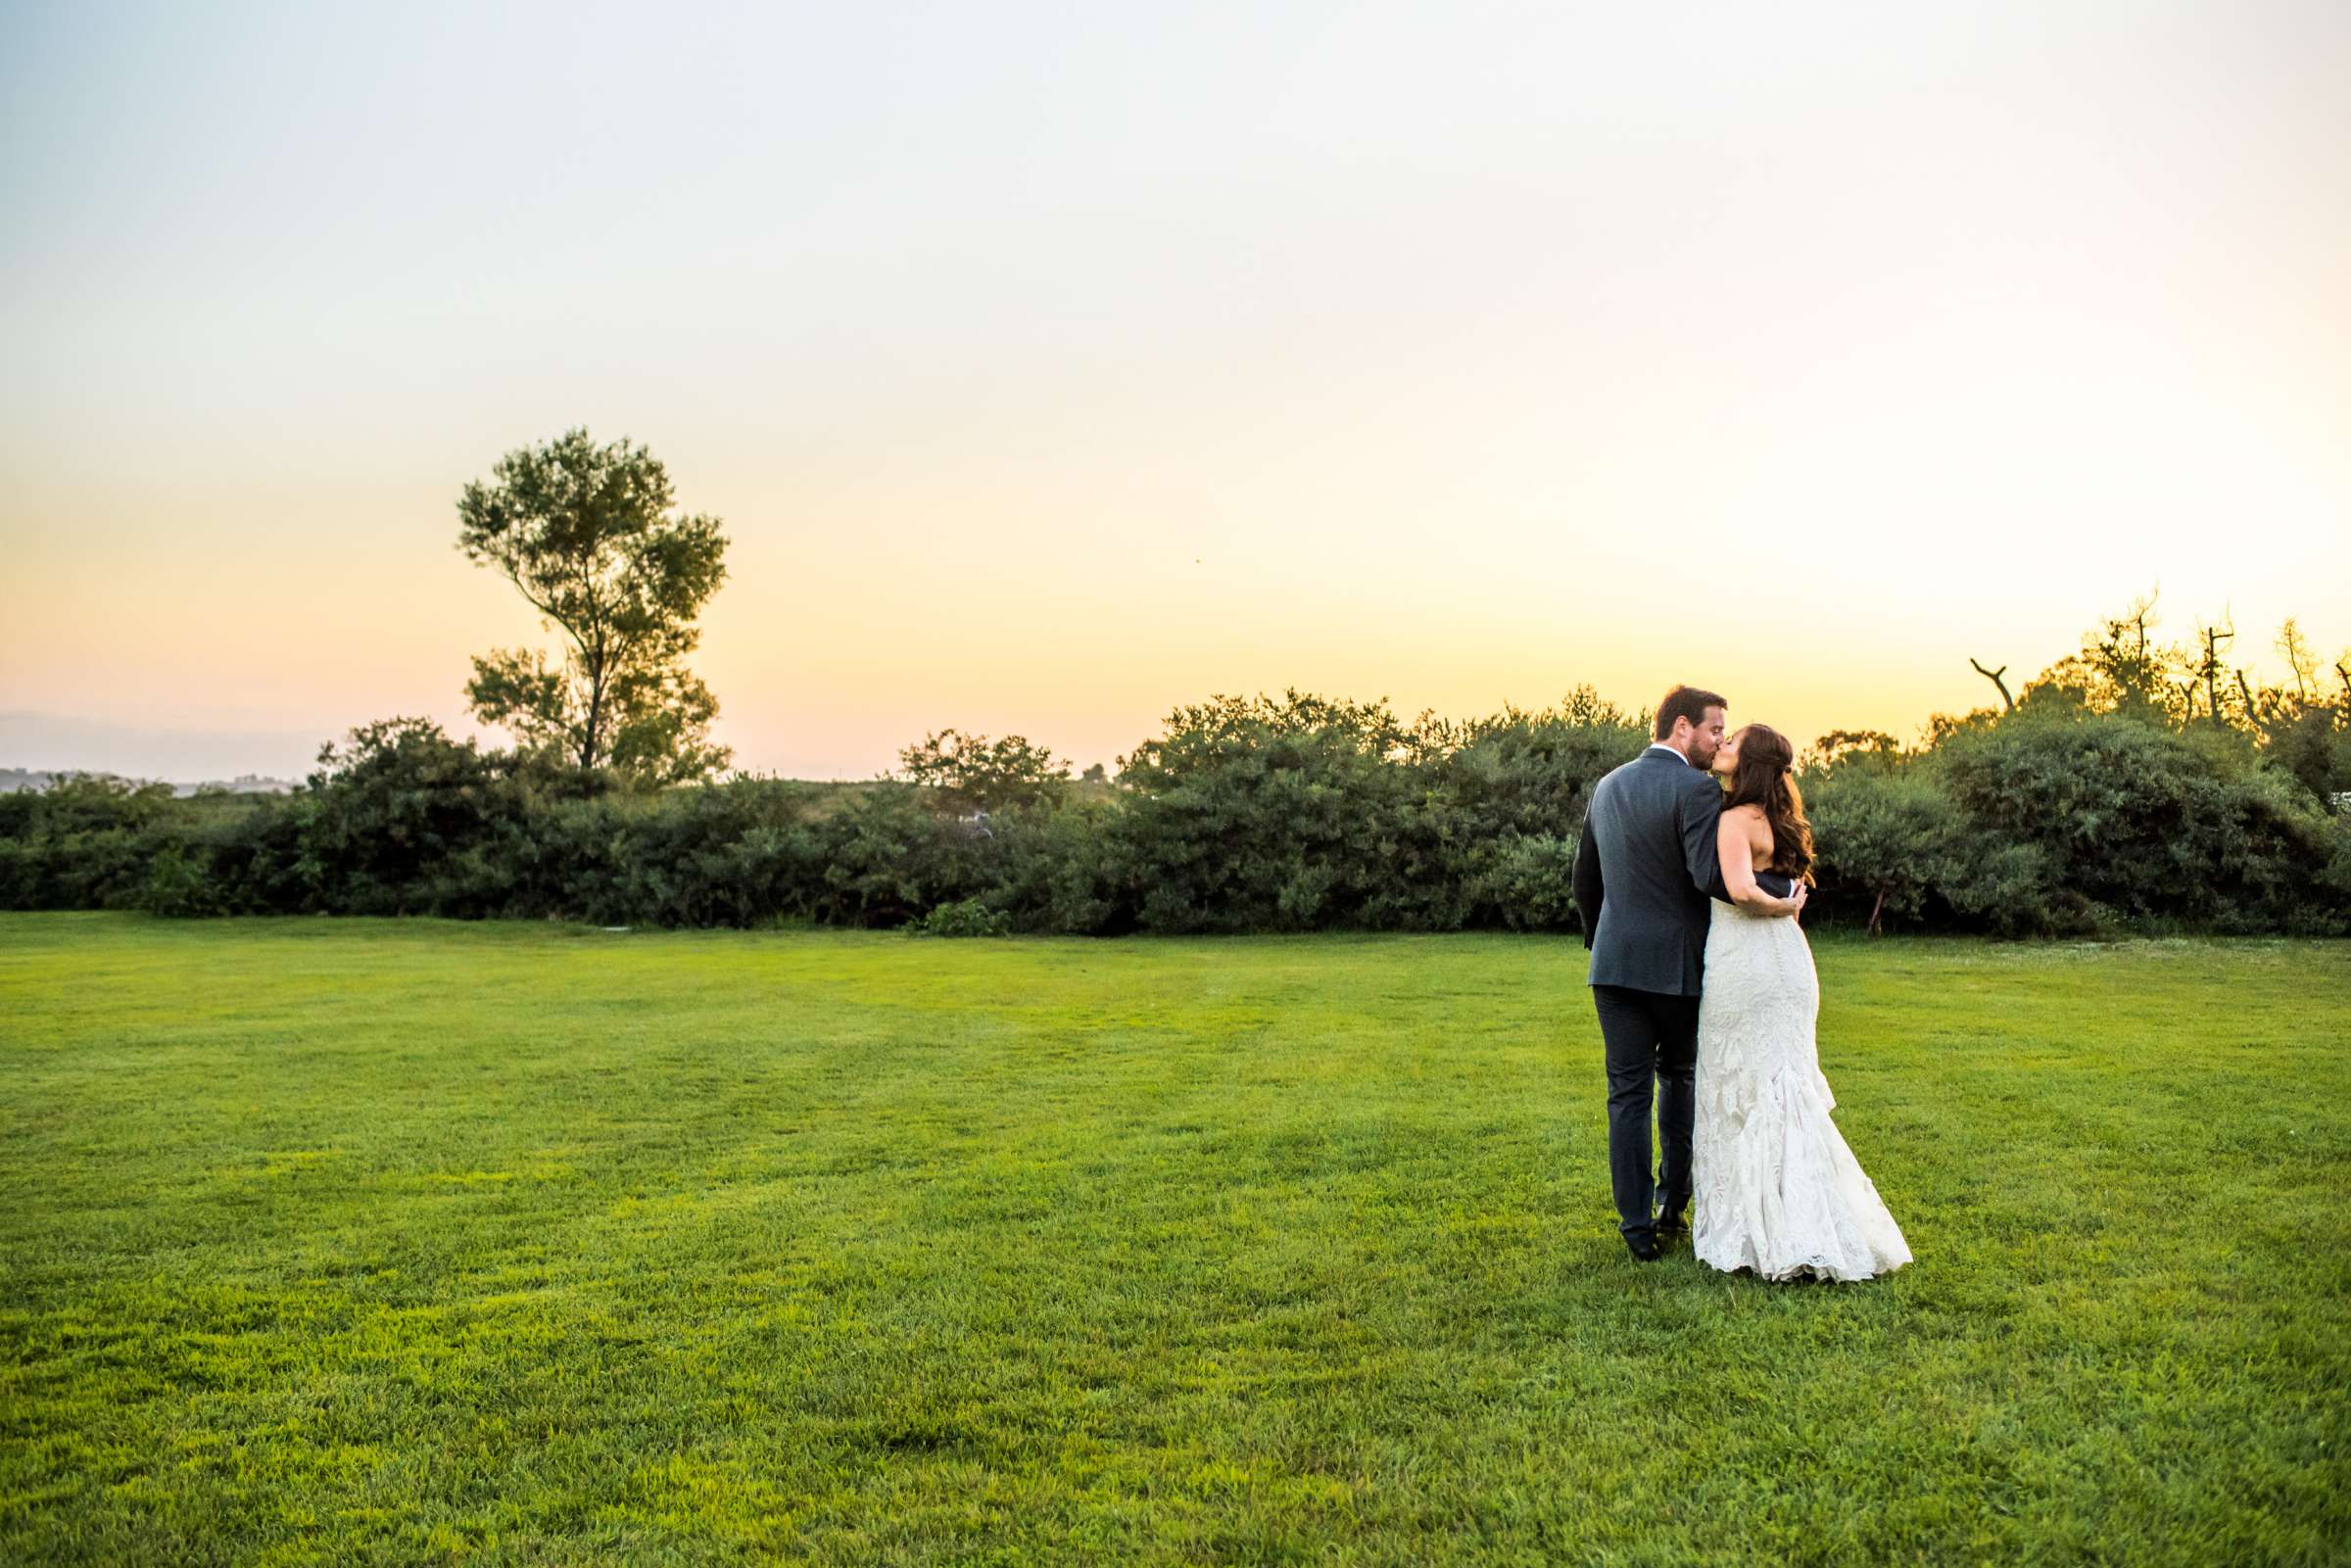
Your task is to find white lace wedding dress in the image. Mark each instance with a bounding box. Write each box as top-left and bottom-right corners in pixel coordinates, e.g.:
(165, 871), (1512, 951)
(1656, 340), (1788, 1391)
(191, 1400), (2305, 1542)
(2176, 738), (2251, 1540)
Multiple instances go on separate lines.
(1693, 897), (1910, 1282)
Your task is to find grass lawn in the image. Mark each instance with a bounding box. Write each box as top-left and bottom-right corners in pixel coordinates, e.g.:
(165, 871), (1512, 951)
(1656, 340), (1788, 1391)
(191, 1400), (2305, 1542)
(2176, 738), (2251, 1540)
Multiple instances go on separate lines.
(2, 914), (2345, 1566)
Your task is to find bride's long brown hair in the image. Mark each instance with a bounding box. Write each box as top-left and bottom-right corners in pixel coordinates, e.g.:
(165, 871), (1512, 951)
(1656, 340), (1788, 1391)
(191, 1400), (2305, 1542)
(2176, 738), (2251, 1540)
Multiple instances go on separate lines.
(1724, 723), (1815, 884)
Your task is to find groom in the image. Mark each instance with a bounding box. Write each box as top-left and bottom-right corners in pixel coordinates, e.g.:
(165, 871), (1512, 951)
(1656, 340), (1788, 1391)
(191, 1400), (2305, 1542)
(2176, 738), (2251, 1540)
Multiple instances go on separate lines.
(1571, 686), (1734, 1262)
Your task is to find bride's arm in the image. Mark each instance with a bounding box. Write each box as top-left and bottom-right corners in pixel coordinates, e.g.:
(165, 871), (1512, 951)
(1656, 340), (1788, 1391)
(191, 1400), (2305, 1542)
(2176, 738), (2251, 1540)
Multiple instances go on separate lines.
(1718, 810), (1805, 917)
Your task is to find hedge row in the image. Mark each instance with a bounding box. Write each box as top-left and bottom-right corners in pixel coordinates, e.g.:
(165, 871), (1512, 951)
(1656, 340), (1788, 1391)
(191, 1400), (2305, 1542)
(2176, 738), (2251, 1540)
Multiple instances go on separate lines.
(5, 696), (2347, 937)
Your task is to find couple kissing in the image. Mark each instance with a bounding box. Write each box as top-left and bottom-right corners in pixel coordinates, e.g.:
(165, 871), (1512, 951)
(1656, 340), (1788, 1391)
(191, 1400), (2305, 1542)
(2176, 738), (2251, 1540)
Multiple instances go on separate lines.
(1572, 686), (1909, 1281)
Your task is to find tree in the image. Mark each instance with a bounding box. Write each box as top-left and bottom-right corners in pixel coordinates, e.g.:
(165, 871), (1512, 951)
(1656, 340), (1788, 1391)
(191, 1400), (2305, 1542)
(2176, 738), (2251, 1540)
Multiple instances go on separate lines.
(898, 730), (1073, 814)
(2277, 619), (2319, 703)
(2192, 614), (2235, 728)
(456, 429), (731, 785)
(2082, 591), (2183, 722)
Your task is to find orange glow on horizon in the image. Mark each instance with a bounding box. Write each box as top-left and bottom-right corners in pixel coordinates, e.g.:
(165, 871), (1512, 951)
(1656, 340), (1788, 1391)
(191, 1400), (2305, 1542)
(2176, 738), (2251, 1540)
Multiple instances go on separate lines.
(4, 6), (2347, 780)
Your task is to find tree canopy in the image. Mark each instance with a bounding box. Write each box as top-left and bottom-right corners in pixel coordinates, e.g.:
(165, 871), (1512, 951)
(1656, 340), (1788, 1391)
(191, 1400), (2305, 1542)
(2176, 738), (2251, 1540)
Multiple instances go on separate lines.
(457, 429), (731, 784)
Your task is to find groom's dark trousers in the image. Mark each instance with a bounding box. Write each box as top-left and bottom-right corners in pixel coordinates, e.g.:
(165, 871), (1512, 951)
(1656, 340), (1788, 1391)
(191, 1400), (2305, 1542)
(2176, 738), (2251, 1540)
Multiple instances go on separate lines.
(1591, 985), (1700, 1237)
(1572, 746), (1729, 1243)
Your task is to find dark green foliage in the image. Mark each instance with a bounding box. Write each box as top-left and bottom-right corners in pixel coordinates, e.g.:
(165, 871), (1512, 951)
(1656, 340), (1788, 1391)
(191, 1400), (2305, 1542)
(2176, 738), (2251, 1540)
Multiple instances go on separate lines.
(1804, 768), (2053, 937)
(799, 783), (976, 928)
(0, 775), (183, 911)
(1930, 716), (2346, 934)
(1108, 691), (1428, 933)
(1799, 769), (1961, 934)
(910, 896), (1014, 936)
(620, 779), (823, 928)
(7, 650), (2346, 936)
(1795, 713), (2350, 936)
(135, 843), (224, 918)
(970, 797), (1124, 934)
(1460, 832), (1585, 932)
(297, 717), (515, 916)
(2259, 701), (2351, 806)
(1420, 689), (1651, 930)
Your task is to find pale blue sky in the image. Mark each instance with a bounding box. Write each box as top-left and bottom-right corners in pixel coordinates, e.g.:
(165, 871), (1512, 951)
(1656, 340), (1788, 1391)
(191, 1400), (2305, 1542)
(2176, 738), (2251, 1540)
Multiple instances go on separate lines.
(5, 2), (2347, 778)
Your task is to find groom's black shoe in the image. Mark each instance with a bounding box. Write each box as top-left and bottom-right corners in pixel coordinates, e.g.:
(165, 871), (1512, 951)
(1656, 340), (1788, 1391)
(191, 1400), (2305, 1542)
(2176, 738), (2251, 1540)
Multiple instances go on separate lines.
(1624, 1230), (1662, 1262)
(1654, 1204), (1686, 1241)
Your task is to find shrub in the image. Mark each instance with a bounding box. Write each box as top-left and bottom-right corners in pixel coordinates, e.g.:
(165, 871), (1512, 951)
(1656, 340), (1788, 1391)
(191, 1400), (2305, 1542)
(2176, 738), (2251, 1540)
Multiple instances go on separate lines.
(138, 843), (226, 918)
(1934, 715), (2344, 934)
(0, 776), (181, 910)
(1110, 691), (1422, 933)
(299, 718), (515, 916)
(910, 897), (1013, 937)
(1806, 770), (1966, 935)
(1462, 832), (1583, 932)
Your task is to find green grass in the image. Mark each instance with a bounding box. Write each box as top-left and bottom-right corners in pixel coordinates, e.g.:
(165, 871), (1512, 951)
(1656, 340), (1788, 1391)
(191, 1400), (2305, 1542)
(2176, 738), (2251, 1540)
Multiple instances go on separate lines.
(2, 915), (2345, 1566)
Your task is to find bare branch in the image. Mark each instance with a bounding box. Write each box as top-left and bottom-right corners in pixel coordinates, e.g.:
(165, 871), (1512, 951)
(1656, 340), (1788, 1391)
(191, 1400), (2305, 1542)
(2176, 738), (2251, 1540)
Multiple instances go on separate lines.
(1968, 658), (2014, 712)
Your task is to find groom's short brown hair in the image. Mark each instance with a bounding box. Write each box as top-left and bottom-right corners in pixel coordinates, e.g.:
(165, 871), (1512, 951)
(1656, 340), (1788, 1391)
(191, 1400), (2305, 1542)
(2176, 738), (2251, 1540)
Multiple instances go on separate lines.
(1654, 685), (1727, 740)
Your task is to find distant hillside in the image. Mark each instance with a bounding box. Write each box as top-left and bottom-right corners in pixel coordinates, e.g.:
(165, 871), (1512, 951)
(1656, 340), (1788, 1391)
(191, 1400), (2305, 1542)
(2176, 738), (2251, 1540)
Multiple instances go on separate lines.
(0, 768), (301, 798)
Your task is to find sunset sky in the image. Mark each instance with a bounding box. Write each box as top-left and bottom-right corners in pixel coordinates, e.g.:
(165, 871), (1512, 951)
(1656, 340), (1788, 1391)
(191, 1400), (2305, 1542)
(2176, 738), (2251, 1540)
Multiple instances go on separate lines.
(5, 1), (2347, 781)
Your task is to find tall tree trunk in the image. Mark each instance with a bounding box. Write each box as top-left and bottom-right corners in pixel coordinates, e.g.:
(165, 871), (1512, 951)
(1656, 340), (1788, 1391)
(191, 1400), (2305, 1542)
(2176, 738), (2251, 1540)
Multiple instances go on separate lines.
(581, 670), (604, 770)
(1868, 887), (1886, 937)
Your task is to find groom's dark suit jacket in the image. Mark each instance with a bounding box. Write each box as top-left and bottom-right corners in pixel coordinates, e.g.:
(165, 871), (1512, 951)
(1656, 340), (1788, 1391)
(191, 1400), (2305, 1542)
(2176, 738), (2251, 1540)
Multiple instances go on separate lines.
(1571, 747), (1730, 997)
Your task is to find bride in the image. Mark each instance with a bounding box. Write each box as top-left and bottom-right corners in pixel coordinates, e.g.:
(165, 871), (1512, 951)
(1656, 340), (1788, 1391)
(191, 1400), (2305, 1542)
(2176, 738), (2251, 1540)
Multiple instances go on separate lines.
(1693, 723), (1910, 1283)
